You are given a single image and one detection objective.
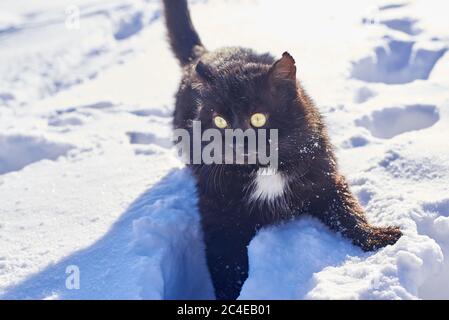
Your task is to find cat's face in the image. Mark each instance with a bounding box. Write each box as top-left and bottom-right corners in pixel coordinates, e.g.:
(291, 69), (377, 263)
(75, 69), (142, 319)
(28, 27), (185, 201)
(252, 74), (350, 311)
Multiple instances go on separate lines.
(190, 52), (313, 170)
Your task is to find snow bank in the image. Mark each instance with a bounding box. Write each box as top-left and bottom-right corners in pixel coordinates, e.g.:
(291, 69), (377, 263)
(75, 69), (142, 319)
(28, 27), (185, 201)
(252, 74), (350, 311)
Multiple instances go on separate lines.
(239, 219), (442, 300)
(129, 170), (444, 300)
(132, 170), (214, 300)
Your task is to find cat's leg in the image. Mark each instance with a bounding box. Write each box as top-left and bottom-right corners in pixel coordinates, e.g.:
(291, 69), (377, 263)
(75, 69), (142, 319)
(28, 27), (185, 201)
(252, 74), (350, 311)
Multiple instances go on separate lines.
(311, 175), (402, 251)
(201, 219), (255, 300)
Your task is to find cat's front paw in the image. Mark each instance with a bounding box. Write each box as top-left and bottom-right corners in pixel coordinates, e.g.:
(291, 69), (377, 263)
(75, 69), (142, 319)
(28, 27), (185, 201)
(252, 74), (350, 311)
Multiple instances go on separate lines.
(359, 226), (402, 251)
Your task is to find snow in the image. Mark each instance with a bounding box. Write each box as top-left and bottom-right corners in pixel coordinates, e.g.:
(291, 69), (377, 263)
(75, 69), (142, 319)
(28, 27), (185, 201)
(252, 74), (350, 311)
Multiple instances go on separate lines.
(1, 0), (449, 300)
(355, 104), (440, 139)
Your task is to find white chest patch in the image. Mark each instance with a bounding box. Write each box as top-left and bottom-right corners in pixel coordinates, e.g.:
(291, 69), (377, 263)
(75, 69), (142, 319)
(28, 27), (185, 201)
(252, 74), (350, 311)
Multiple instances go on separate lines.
(249, 168), (287, 203)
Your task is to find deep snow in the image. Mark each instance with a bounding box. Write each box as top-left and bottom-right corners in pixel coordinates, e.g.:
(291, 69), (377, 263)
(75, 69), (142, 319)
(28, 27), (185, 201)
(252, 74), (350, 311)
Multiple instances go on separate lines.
(1, 0), (449, 299)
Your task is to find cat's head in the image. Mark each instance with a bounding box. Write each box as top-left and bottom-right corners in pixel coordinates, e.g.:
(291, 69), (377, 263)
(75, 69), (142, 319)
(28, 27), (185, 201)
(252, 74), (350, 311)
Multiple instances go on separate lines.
(185, 51), (319, 171)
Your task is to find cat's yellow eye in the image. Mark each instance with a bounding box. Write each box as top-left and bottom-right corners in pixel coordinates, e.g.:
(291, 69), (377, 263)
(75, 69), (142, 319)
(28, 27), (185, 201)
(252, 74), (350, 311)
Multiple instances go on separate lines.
(214, 115), (228, 129)
(250, 113), (267, 128)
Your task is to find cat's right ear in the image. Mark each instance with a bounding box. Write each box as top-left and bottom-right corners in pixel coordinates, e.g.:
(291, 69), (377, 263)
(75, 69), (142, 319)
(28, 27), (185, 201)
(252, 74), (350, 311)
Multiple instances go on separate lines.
(195, 61), (216, 82)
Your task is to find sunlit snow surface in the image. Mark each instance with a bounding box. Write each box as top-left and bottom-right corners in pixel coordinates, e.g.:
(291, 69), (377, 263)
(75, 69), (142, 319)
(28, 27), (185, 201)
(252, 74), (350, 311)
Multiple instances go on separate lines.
(1, 0), (449, 299)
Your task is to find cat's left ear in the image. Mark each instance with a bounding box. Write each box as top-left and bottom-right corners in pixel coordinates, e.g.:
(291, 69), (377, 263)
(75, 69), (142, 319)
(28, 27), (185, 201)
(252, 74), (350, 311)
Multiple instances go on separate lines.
(269, 52), (297, 84)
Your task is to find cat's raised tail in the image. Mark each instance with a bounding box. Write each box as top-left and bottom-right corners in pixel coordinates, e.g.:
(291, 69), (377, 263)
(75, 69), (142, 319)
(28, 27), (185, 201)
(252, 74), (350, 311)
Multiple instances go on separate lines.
(162, 0), (205, 66)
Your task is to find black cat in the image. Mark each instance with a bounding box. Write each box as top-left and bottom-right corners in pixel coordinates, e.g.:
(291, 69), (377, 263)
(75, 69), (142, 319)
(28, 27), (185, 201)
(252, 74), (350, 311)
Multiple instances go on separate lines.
(162, 0), (402, 300)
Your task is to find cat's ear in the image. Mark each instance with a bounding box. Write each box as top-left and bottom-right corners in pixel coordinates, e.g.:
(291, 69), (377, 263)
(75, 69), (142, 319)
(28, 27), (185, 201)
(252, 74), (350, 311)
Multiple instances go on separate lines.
(195, 61), (216, 82)
(269, 52), (297, 84)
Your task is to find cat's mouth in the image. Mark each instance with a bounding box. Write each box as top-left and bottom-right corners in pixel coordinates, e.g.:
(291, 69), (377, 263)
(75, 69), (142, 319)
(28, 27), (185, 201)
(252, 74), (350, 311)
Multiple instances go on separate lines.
(223, 151), (273, 167)
(223, 150), (257, 159)
(242, 152), (256, 157)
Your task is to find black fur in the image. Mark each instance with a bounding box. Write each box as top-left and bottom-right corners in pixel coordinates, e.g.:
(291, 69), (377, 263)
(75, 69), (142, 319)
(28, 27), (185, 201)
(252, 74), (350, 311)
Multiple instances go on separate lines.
(162, 0), (204, 65)
(162, 0), (402, 300)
